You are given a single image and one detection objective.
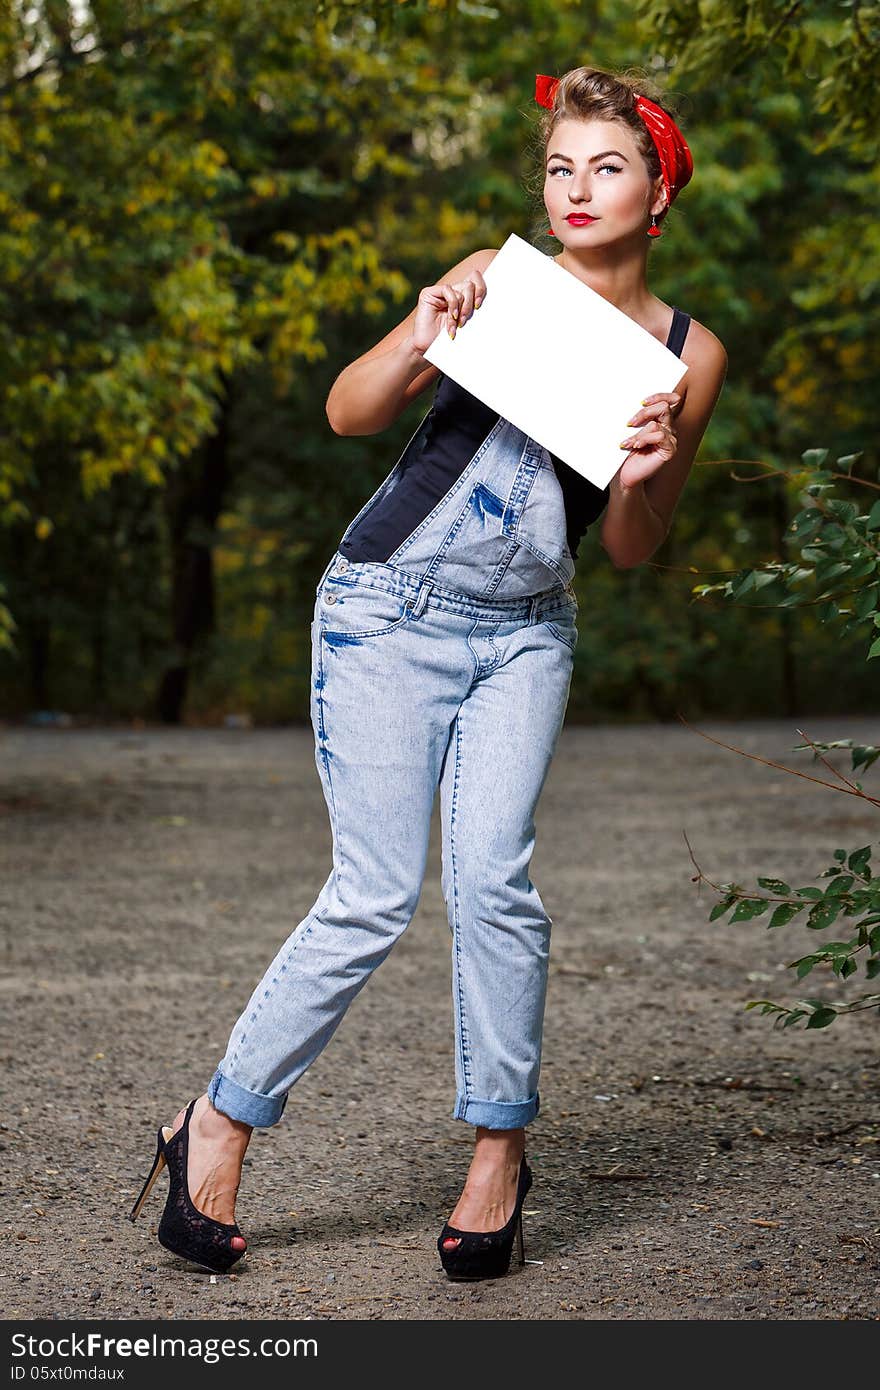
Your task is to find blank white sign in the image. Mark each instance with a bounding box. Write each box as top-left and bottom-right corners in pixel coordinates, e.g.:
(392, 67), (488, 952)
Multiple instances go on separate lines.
(423, 232), (688, 489)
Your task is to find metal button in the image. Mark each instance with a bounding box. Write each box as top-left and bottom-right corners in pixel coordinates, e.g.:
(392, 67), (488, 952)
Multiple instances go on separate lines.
(335, 558), (350, 574)
(324, 591), (338, 605)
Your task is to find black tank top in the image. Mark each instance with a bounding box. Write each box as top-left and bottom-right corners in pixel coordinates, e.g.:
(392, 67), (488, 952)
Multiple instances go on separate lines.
(340, 305), (692, 564)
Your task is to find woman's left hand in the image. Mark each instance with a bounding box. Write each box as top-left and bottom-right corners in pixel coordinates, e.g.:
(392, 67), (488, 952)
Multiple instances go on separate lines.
(616, 391), (681, 490)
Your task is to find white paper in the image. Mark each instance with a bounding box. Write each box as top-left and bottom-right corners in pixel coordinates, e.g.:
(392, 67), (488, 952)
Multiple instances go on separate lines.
(422, 232), (688, 490)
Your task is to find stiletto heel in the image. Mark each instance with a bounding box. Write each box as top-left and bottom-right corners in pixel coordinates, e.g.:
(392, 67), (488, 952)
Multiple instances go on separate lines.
(128, 1099), (246, 1275)
(437, 1155), (533, 1281)
(128, 1126), (172, 1222)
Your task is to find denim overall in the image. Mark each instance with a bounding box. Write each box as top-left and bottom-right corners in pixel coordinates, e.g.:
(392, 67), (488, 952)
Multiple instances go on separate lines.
(332, 407), (577, 600)
(209, 408), (581, 1132)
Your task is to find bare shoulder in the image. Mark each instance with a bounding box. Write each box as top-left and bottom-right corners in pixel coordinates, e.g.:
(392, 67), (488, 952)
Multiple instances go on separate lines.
(676, 315), (727, 414)
(447, 246), (502, 285)
(469, 247), (501, 272)
(681, 315), (728, 379)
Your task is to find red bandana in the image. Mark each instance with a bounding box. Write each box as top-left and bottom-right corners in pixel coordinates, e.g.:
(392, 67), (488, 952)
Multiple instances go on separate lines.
(534, 74), (693, 210)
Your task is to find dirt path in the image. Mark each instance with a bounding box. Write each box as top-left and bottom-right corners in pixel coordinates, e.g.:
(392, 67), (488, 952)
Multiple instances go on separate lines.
(2, 719), (878, 1321)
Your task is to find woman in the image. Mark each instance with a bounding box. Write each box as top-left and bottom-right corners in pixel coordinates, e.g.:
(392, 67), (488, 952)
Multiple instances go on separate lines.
(130, 64), (727, 1282)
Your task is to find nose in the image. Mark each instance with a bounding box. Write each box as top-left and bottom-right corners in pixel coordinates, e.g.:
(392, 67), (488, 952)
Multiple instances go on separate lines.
(567, 177), (591, 204)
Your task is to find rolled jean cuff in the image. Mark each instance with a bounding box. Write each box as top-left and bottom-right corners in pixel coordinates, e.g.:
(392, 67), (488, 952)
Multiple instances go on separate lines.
(208, 1067), (287, 1129)
(453, 1091), (540, 1129)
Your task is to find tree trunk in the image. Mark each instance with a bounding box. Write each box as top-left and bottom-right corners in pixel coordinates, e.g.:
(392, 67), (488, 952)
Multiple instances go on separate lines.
(29, 616), (50, 710)
(155, 386), (232, 724)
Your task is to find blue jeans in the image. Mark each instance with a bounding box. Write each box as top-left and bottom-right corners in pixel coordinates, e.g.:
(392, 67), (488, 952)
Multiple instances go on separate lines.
(208, 556), (577, 1130)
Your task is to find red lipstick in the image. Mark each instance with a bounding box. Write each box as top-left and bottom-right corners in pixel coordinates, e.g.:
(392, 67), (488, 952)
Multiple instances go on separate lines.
(565, 214), (598, 225)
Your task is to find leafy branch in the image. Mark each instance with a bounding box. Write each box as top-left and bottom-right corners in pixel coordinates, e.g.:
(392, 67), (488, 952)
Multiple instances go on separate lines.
(683, 443), (880, 1030)
(685, 831), (880, 1029)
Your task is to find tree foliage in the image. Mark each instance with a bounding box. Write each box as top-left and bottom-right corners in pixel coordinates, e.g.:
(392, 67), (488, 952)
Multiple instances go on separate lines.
(0, 0), (876, 723)
(688, 449), (880, 1028)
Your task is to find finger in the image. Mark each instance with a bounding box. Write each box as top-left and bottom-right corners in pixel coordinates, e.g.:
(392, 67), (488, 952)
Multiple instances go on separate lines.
(619, 422), (664, 449)
(453, 279), (477, 323)
(440, 285), (465, 336)
(627, 399), (675, 426)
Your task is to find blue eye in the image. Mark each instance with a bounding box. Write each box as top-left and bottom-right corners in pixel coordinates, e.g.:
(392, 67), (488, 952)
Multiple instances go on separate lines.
(547, 163), (622, 176)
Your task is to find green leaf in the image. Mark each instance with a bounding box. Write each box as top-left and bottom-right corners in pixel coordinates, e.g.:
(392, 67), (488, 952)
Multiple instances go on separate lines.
(824, 874), (855, 897)
(781, 1010), (808, 1029)
(852, 745), (880, 771)
(794, 954), (819, 978)
(840, 956), (857, 979)
(805, 1007), (837, 1029)
(815, 561), (851, 589)
(867, 499), (880, 531)
(848, 846), (873, 876)
(807, 900), (842, 930)
(847, 554), (879, 582)
(866, 957), (880, 980)
(731, 570), (757, 598)
(826, 499), (858, 524)
(730, 898), (770, 922)
(790, 512), (824, 544)
(794, 886), (823, 899)
(709, 892), (737, 922)
(791, 507), (821, 532)
(757, 877), (791, 893)
(768, 902), (802, 929)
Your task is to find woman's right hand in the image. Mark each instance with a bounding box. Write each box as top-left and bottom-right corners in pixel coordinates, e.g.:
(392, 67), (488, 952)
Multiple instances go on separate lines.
(410, 269), (489, 355)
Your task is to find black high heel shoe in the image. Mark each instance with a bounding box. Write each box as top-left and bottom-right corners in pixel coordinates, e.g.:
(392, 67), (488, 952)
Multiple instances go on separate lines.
(437, 1155), (533, 1281)
(128, 1098), (246, 1275)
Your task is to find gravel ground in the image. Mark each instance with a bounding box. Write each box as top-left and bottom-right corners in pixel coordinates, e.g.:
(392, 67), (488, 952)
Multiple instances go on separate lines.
(1, 718), (878, 1322)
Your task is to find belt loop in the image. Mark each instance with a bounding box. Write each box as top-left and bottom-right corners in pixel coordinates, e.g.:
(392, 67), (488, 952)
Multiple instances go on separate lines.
(411, 576), (434, 618)
(529, 594), (540, 624)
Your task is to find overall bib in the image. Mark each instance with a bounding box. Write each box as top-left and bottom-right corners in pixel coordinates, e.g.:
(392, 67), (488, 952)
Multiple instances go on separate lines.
(209, 407), (581, 1131)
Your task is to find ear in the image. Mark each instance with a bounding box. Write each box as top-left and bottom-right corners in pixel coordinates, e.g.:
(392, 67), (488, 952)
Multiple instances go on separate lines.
(650, 182), (668, 220)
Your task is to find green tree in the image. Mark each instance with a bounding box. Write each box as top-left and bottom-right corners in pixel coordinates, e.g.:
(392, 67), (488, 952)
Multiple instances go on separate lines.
(1, 0), (876, 725)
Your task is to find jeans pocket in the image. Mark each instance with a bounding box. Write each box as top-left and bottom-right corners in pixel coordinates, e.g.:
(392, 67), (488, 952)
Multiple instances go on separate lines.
(542, 602), (578, 652)
(318, 583), (414, 640)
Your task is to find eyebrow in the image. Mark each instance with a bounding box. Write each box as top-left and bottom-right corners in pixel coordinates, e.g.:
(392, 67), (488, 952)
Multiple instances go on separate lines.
(546, 150), (629, 164)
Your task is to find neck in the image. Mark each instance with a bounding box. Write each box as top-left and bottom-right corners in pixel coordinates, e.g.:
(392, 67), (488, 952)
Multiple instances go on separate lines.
(554, 237), (654, 317)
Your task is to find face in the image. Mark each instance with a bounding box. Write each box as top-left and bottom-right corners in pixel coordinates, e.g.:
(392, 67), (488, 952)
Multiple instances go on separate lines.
(543, 117), (665, 243)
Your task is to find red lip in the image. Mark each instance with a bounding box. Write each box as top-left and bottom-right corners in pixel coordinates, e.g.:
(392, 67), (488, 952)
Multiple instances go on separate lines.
(566, 214), (597, 223)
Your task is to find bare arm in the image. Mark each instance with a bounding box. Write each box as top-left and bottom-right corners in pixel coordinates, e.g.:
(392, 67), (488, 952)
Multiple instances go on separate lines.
(600, 324), (728, 568)
(325, 248), (498, 436)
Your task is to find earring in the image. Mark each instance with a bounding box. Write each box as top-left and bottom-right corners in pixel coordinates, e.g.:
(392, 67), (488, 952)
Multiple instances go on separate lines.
(546, 225), (556, 236)
(647, 213), (663, 238)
